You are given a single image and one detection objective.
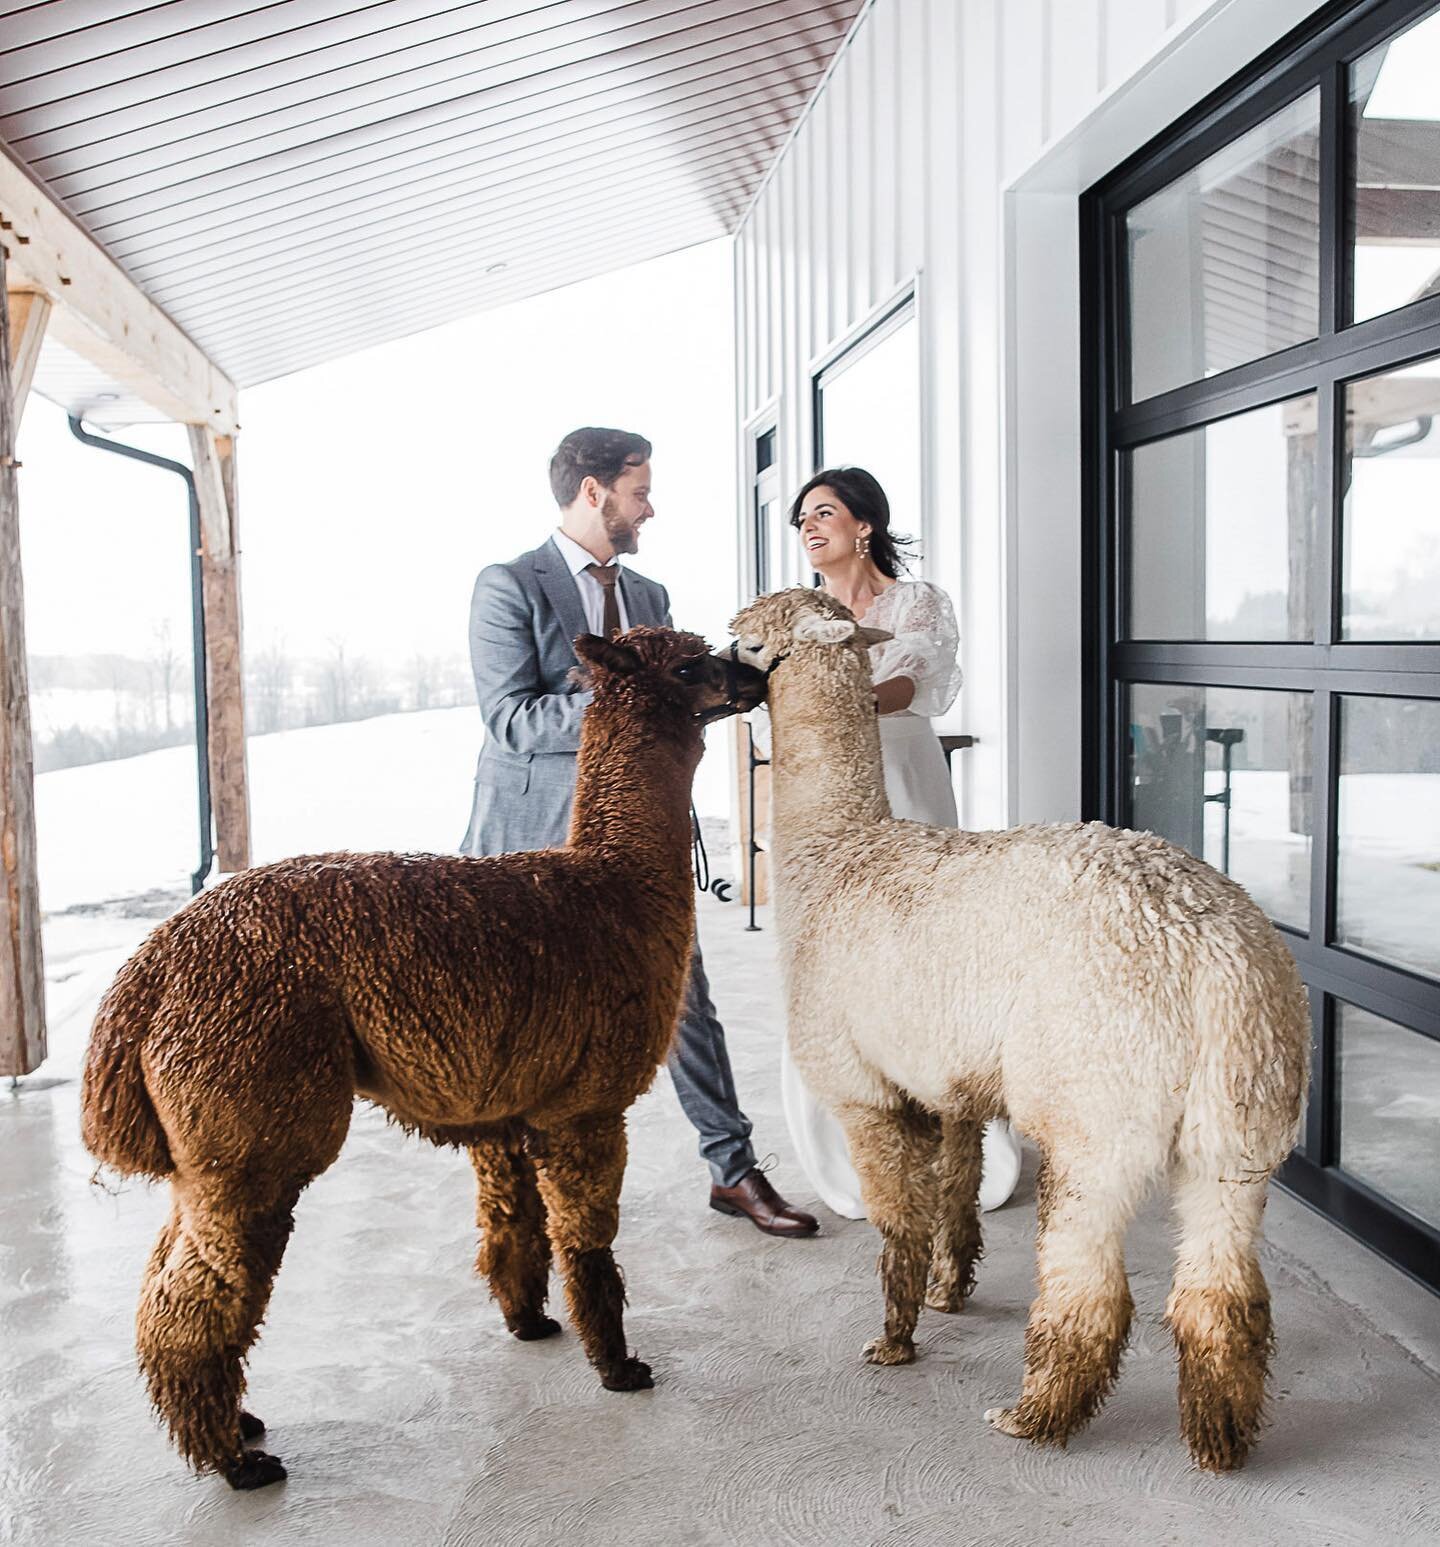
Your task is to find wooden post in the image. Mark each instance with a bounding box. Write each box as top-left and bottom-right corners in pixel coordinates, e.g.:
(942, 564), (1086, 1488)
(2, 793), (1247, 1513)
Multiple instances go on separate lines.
(0, 267), (46, 1074)
(6, 289), (50, 425)
(187, 425), (251, 873)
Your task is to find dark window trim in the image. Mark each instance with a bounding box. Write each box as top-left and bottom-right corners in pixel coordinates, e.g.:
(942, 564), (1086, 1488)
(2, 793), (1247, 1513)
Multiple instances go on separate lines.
(1083, 0), (1440, 1292)
(812, 290), (917, 468)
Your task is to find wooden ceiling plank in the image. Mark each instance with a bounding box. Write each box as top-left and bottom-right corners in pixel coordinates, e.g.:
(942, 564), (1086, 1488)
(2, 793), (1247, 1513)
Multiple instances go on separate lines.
(128, 112), (782, 293)
(129, 92), (800, 296)
(3, 0), (611, 153)
(217, 223), (723, 384)
(196, 197), (731, 349)
(0, 1), (457, 109)
(0, 146), (237, 429)
(177, 159), (762, 333)
(130, 55), (814, 289)
(72, 4), (836, 229)
(31, 1), (831, 190)
(187, 181), (749, 347)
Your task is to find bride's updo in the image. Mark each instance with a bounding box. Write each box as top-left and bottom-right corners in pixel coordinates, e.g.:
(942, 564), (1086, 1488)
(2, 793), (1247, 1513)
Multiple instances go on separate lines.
(787, 467), (917, 579)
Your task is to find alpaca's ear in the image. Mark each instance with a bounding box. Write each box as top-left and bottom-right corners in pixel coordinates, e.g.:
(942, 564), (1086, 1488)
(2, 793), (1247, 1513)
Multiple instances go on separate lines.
(793, 614), (856, 645)
(573, 633), (642, 675)
(853, 625), (894, 647)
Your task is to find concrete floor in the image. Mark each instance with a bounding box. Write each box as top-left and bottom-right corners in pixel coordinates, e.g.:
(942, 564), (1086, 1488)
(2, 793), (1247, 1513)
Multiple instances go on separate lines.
(3, 895), (1439, 1547)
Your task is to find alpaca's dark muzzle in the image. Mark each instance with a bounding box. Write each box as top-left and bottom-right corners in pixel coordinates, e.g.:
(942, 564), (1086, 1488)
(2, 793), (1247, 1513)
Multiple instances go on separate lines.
(696, 644), (768, 723)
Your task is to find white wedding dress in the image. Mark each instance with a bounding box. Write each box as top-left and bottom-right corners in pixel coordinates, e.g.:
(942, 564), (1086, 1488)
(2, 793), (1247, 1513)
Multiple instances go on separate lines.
(774, 579), (1023, 1219)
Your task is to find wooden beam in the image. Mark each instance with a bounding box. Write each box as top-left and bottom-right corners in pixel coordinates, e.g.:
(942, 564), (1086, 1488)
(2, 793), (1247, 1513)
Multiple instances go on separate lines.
(0, 145), (237, 432)
(187, 425), (251, 872)
(6, 289), (50, 424)
(0, 267), (46, 1076)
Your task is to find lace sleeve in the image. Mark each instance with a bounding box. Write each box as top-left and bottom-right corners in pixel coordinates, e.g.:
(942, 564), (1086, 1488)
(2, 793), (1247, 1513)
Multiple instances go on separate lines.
(868, 581), (963, 718)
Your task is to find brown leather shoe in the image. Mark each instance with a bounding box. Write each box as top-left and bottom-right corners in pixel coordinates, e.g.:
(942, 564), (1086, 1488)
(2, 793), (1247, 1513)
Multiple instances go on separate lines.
(710, 1169), (819, 1237)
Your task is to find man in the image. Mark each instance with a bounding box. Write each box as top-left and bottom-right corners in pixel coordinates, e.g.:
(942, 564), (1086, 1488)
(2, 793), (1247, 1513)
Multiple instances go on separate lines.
(461, 426), (817, 1238)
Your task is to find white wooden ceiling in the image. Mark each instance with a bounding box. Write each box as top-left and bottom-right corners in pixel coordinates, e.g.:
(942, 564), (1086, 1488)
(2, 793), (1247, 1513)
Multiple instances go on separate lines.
(0, 0), (862, 416)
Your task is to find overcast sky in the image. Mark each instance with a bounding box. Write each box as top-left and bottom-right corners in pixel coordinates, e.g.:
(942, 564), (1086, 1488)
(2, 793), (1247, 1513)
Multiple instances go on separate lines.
(17, 238), (741, 668)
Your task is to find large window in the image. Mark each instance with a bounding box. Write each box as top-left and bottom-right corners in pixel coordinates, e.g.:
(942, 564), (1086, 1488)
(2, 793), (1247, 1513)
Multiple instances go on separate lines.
(814, 299), (922, 552)
(1086, 0), (1440, 1291)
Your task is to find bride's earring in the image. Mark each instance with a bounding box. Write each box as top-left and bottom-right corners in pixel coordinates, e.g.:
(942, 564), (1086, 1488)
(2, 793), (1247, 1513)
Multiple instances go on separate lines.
(855, 534), (871, 557)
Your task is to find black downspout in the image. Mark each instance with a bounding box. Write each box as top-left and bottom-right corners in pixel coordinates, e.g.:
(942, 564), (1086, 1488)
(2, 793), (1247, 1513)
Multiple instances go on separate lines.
(66, 416), (214, 894)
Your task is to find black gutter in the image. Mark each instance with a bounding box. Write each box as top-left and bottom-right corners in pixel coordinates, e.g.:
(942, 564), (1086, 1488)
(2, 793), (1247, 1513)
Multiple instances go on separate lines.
(66, 416), (214, 894)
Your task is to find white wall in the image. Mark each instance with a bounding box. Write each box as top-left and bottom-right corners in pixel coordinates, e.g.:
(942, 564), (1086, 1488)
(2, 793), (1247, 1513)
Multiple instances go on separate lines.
(735, 0), (1329, 828)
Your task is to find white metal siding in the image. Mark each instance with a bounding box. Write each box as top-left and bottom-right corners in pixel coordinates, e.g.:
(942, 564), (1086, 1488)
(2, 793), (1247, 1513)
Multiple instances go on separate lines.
(734, 0), (1320, 829)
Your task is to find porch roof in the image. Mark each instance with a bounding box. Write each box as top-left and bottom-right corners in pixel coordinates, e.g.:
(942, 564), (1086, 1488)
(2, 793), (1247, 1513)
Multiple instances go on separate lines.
(0, 0), (863, 427)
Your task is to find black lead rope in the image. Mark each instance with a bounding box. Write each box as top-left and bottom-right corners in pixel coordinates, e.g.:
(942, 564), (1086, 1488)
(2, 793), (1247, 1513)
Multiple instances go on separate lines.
(691, 804), (710, 892)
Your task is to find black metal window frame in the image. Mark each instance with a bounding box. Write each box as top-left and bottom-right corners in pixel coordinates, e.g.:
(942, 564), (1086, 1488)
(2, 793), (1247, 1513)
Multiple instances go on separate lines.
(751, 421), (779, 594)
(1082, 0), (1440, 1291)
(811, 290), (918, 469)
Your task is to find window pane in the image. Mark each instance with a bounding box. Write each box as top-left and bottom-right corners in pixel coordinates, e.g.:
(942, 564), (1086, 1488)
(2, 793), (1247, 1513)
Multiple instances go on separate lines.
(1336, 695), (1440, 978)
(1350, 8), (1440, 325)
(1126, 92), (1321, 402)
(1342, 359), (1440, 640)
(1127, 395), (1317, 639)
(1338, 1002), (1440, 1227)
(1128, 684), (1312, 929)
(816, 313), (921, 554)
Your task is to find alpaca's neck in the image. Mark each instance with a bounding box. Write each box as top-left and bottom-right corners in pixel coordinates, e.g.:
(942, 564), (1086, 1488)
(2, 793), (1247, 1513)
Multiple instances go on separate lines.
(569, 700), (698, 885)
(768, 661), (891, 841)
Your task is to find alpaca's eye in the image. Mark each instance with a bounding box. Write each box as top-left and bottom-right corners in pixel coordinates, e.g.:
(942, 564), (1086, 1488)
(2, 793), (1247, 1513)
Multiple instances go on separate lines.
(675, 662), (703, 683)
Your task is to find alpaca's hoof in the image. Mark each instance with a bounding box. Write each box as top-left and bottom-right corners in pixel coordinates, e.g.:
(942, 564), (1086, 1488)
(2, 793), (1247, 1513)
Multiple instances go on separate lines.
(509, 1313), (562, 1342)
(862, 1335), (916, 1366)
(985, 1405), (1026, 1437)
(238, 1409), (266, 1441)
(926, 1284), (964, 1314)
(224, 1450), (287, 1490)
(600, 1357), (653, 1392)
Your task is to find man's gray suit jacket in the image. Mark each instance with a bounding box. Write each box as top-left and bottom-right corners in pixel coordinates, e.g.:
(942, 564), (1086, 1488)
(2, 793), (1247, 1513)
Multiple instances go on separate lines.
(460, 535), (671, 856)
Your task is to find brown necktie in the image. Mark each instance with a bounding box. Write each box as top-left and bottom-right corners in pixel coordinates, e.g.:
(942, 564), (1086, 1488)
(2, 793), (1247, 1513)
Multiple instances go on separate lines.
(584, 562), (622, 640)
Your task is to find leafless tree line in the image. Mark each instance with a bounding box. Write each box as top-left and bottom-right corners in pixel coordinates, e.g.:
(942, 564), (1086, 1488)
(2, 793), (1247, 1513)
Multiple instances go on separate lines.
(29, 630), (473, 773)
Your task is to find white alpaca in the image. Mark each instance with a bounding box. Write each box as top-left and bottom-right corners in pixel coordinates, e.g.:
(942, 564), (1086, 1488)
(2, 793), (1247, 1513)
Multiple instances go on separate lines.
(732, 587), (1309, 1473)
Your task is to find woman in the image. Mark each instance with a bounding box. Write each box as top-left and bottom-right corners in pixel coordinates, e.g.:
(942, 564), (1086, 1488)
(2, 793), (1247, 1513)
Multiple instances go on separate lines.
(777, 466), (1022, 1218)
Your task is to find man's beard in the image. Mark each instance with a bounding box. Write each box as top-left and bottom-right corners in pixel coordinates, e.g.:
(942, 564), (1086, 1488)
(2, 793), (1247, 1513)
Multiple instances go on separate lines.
(601, 493), (641, 555)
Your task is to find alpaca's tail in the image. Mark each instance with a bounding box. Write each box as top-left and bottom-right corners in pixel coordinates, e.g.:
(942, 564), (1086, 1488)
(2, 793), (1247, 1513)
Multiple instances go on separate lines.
(1164, 915), (1310, 1471)
(80, 940), (173, 1178)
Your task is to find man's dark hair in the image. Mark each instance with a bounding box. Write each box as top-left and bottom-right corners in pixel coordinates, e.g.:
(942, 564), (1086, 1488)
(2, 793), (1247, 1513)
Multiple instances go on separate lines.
(788, 466), (917, 579)
(549, 427), (652, 507)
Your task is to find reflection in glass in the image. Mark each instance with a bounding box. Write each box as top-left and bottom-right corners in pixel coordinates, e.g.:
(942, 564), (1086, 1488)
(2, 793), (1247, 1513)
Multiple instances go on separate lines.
(1343, 360), (1440, 640)
(1128, 684), (1312, 929)
(1337, 696), (1440, 978)
(1127, 396), (1316, 640)
(1127, 92), (1320, 401)
(1350, 8), (1440, 324)
(816, 313), (921, 552)
(1338, 1001), (1440, 1227)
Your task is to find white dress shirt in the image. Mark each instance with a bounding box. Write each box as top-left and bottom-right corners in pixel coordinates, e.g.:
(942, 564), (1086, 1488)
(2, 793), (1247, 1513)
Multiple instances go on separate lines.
(552, 528), (631, 635)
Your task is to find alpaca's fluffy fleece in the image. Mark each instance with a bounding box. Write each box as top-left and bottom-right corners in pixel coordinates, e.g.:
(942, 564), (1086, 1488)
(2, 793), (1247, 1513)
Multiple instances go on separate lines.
(732, 587), (1310, 1474)
(80, 628), (764, 1490)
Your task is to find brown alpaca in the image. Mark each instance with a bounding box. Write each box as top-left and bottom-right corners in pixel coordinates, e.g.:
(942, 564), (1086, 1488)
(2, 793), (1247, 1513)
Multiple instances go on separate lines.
(80, 627), (765, 1490)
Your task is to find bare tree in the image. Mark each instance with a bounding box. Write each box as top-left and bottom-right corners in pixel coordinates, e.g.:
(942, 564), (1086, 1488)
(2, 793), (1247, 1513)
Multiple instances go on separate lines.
(247, 637), (294, 736)
(152, 619), (179, 732)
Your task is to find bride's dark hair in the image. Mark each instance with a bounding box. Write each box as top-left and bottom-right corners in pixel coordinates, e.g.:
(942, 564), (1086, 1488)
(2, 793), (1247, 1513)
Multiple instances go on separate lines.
(788, 466), (917, 579)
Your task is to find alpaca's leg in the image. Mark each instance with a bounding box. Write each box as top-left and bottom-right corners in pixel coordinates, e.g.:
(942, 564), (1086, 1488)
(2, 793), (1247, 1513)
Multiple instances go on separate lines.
(986, 1144), (1146, 1446)
(839, 1100), (941, 1366)
(469, 1127), (558, 1341)
(531, 1115), (651, 1392)
(1166, 1156), (1275, 1472)
(927, 1115), (984, 1313)
(137, 1179), (300, 1488)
